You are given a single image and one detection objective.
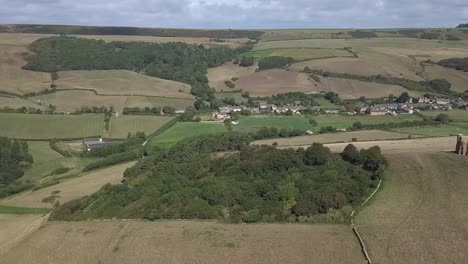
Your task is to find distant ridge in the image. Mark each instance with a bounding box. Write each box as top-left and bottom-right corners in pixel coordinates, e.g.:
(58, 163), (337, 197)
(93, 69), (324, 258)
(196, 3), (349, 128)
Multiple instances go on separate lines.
(0, 24), (264, 39)
(456, 23), (468, 28)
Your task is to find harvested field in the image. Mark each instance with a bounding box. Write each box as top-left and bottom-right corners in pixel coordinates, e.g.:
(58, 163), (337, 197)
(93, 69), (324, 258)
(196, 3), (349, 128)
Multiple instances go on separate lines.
(322, 137), (454, 153)
(253, 130), (417, 147)
(0, 44), (51, 95)
(0, 162), (134, 208)
(0, 96), (44, 109)
(207, 62), (257, 91)
(421, 64), (468, 93)
(317, 77), (414, 99)
(355, 152), (468, 264)
(32, 90), (128, 112)
(291, 57), (408, 78)
(107, 115), (174, 138)
(56, 70), (193, 98)
(234, 69), (315, 96)
(234, 69), (413, 98)
(0, 214), (45, 255)
(0, 220), (364, 264)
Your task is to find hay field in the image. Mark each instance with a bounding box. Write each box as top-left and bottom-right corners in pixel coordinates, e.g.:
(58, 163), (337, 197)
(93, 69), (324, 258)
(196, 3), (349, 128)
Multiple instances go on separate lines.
(0, 214), (45, 255)
(207, 62), (257, 91)
(0, 220), (364, 264)
(0, 96), (44, 109)
(242, 48), (353, 61)
(56, 70), (193, 98)
(355, 152), (468, 264)
(253, 130), (417, 147)
(420, 64), (468, 93)
(0, 162), (134, 208)
(0, 42), (51, 95)
(0, 113), (104, 139)
(151, 122), (227, 148)
(107, 115), (175, 138)
(234, 69), (413, 98)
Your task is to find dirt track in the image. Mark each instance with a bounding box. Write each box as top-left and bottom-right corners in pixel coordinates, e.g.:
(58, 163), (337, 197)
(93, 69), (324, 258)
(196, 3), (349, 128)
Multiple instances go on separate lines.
(356, 152), (468, 263)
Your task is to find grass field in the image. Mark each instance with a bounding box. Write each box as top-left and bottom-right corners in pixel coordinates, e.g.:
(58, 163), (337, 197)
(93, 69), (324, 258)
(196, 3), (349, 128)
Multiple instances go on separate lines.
(0, 113), (104, 139)
(355, 152), (468, 263)
(232, 115), (313, 132)
(151, 122), (227, 148)
(0, 220), (365, 264)
(207, 62), (258, 91)
(32, 90), (195, 113)
(420, 110), (468, 122)
(107, 115), (175, 138)
(0, 205), (51, 215)
(56, 70), (193, 98)
(392, 124), (468, 137)
(310, 114), (422, 132)
(242, 48), (353, 61)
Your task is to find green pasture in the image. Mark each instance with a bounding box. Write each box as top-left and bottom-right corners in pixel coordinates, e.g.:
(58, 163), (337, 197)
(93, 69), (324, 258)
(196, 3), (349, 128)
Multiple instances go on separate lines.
(151, 122), (227, 148)
(108, 115), (175, 138)
(420, 110), (468, 122)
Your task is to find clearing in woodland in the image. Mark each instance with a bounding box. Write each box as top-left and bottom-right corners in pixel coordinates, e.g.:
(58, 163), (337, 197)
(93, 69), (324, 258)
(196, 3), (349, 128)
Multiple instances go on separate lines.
(0, 220), (364, 264)
(355, 152), (468, 264)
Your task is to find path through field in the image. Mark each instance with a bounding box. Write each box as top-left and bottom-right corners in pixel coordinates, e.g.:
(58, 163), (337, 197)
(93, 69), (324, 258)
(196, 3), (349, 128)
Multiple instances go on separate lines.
(356, 152), (468, 263)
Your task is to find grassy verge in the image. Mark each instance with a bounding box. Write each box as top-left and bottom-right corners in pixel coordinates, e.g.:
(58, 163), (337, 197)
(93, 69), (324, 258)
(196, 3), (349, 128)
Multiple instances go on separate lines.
(0, 205), (51, 214)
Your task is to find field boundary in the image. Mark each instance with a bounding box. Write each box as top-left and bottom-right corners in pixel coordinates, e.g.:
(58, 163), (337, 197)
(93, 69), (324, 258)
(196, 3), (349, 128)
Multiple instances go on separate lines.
(144, 118), (178, 151)
(349, 179), (382, 264)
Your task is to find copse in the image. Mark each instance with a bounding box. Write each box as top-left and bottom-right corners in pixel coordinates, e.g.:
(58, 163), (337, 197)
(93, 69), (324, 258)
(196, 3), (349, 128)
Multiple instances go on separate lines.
(304, 143), (332, 165)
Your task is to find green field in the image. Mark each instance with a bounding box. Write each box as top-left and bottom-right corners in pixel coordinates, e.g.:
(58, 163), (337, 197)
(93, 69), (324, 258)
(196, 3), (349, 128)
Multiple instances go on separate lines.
(151, 122), (227, 148)
(0, 113), (104, 139)
(420, 110), (468, 122)
(242, 48), (353, 61)
(392, 124), (468, 137)
(0, 205), (51, 214)
(232, 115), (313, 132)
(108, 115), (175, 138)
(311, 114), (422, 131)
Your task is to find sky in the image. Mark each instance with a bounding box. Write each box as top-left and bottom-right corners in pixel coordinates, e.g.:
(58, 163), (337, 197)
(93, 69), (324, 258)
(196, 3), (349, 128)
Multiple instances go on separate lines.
(1, 0), (467, 29)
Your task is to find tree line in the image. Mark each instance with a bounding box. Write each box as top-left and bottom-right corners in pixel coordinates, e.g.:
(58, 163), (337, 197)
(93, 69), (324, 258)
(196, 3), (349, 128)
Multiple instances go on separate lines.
(0, 137), (33, 198)
(51, 133), (386, 224)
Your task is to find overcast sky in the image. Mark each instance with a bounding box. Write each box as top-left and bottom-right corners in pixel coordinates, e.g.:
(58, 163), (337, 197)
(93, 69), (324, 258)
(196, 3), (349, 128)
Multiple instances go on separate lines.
(1, 0), (467, 29)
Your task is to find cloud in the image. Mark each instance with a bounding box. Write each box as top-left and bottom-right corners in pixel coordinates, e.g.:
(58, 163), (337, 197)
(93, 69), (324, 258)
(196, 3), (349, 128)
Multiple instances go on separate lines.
(0, 0), (466, 28)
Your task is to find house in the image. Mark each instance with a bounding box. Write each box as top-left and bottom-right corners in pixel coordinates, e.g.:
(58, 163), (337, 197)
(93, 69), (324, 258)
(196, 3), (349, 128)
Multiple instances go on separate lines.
(174, 110), (185, 114)
(370, 109), (387, 116)
(436, 98), (451, 105)
(82, 137), (120, 151)
(325, 109), (339, 114)
(212, 111), (229, 120)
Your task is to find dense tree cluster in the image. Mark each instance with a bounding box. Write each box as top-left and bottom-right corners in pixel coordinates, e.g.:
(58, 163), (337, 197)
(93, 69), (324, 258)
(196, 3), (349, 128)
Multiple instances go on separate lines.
(258, 56), (293, 70)
(0, 137), (33, 198)
(349, 31), (378, 38)
(74, 105), (114, 114)
(438, 57), (468, 72)
(0, 106), (43, 114)
(24, 37), (239, 101)
(50, 133), (385, 223)
(238, 56), (255, 67)
(267, 92), (321, 107)
(0, 24), (264, 39)
(251, 127), (306, 140)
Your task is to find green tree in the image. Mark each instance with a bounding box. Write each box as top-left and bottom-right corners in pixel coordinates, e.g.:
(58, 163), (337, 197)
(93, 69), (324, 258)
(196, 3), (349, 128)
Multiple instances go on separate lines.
(304, 143), (332, 166)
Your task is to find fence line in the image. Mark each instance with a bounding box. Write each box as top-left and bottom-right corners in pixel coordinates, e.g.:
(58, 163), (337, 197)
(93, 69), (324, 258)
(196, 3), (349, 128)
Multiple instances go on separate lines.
(350, 179), (382, 264)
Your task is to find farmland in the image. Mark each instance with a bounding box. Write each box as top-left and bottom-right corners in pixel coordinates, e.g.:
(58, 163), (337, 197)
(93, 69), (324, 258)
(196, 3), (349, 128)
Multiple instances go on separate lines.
(392, 124), (468, 137)
(56, 70), (193, 98)
(242, 48), (353, 61)
(232, 115), (313, 132)
(0, 113), (104, 139)
(0, 113), (174, 139)
(107, 115), (175, 138)
(151, 122), (227, 148)
(420, 110), (468, 122)
(355, 152), (468, 263)
(0, 221), (364, 264)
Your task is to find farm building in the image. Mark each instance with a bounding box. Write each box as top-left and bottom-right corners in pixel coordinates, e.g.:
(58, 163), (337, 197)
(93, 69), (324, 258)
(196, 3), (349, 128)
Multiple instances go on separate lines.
(370, 109), (387, 116)
(82, 137), (121, 151)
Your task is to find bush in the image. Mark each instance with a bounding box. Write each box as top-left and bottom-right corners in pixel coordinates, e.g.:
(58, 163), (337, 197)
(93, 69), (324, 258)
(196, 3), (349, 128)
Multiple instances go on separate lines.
(224, 80), (235, 88)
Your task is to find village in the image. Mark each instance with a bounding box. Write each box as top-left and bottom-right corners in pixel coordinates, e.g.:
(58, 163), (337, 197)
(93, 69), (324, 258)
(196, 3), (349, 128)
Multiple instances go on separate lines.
(212, 94), (468, 120)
